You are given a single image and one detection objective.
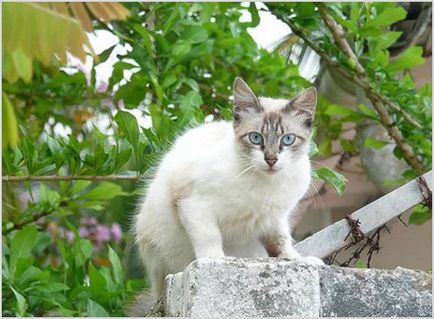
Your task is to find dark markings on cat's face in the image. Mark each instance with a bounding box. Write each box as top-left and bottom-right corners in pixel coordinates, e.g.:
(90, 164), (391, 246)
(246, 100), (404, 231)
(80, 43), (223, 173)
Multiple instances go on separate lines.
(232, 77), (317, 171)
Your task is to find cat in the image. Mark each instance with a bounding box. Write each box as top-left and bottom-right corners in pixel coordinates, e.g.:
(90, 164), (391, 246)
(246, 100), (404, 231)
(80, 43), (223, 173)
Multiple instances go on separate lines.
(130, 77), (323, 315)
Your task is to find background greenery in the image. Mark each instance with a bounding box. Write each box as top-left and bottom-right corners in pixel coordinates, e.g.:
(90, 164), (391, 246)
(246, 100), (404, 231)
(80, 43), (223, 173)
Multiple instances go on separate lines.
(2, 2), (431, 316)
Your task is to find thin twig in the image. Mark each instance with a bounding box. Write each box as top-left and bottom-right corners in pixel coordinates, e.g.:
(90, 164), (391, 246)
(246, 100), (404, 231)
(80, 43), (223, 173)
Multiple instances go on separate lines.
(397, 214), (408, 227)
(2, 175), (142, 182)
(3, 211), (52, 234)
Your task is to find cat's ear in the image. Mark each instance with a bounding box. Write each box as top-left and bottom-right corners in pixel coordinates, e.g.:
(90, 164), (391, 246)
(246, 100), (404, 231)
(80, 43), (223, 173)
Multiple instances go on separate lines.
(287, 87), (317, 114)
(285, 87), (317, 127)
(233, 77), (262, 117)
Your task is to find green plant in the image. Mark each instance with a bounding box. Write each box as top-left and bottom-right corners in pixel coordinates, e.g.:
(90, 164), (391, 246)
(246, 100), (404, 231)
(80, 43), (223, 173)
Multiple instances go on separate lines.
(2, 225), (143, 316)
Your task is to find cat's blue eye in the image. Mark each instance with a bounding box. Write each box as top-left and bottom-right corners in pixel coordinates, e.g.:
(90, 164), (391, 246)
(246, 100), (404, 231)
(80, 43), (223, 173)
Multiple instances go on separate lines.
(281, 134), (296, 146)
(248, 132), (263, 145)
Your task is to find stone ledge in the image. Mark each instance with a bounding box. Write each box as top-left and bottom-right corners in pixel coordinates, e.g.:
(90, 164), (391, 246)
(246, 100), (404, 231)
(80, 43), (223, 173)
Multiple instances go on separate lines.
(162, 258), (432, 317)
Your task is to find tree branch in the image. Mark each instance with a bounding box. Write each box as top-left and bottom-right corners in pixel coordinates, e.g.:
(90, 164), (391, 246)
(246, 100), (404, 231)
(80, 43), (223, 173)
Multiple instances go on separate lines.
(316, 4), (365, 77)
(3, 211), (52, 234)
(2, 175), (141, 182)
(272, 5), (426, 174)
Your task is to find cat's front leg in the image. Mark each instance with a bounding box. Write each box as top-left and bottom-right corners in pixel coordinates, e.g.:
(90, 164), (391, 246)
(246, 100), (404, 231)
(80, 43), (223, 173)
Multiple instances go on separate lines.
(260, 220), (324, 265)
(178, 197), (225, 259)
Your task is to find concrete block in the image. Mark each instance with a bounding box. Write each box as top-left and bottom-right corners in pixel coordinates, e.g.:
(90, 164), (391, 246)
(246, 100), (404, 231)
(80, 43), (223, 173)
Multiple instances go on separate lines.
(320, 266), (432, 317)
(163, 257), (320, 317)
(162, 258), (432, 317)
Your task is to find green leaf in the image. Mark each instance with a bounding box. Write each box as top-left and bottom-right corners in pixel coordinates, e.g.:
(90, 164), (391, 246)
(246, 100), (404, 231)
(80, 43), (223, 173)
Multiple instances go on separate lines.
(114, 110), (140, 149)
(308, 138), (319, 157)
(16, 266), (42, 286)
(363, 6), (406, 29)
(181, 26), (208, 43)
(35, 282), (70, 293)
(172, 41), (192, 57)
(313, 167), (347, 196)
(181, 91), (203, 110)
(386, 46), (425, 73)
(74, 238), (93, 267)
(97, 44), (117, 64)
(408, 204), (431, 225)
(12, 49), (33, 83)
(71, 180), (92, 195)
(376, 31), (402, 50)
(89, 263), (108, 304)
(324, 104), (361, 118)
(133, 24), (153, 56)
(2, 93), (18, 149)
(78, 182), (126, 200)
(357, 104), (378, 119)
(114, 110), (141, 170)
(363, 138), (389, 150)
(10, 226), (37, 276)
(108, 246), (123, 284)
(87, 299), (109, 317)
(115, 82), (147, 108)
(318, 139), (332, 156)
(248, 3), (260, 27)
(340, 139), (356, 153)
(11, 286), (27, 316)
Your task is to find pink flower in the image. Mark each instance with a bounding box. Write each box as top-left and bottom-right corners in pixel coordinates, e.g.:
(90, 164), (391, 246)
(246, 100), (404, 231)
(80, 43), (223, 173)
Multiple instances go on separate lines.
(95, 225), (111, 243)
(111, 223), (122, 243)
(79, 227), (89, 237)
(97, 81), (108, 93)
(65, 231), (75, 243)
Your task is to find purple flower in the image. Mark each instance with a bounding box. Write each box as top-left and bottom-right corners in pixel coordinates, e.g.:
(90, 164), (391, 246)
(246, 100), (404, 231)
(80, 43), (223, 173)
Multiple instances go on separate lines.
(88, 217), (97, 226)
(79, 227), (89, 237)
(80, 217), (97, 226)
(96, 81), (108, 93)
(65, 231), (75, 243)
(95, 225), (111, 243)
(111, 223), (122, 243)
(58, 227), (75, 243)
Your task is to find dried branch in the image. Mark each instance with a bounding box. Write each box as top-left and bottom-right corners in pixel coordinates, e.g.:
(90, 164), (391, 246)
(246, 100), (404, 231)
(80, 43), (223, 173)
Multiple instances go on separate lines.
(2, 175), (141, 182)
(273, 6), (426, 174)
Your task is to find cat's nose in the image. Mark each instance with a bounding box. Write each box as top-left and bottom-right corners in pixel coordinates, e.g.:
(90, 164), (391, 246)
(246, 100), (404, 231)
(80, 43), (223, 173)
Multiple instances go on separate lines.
(265, 157), (278, 167)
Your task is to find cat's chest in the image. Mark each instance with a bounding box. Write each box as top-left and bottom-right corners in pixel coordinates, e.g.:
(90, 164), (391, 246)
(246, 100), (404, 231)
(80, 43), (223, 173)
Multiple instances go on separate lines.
(215, 176), (307, 220)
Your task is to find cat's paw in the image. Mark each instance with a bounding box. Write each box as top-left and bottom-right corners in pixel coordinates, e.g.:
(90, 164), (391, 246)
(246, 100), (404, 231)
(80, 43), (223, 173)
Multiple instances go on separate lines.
(296, 255), (324, 266)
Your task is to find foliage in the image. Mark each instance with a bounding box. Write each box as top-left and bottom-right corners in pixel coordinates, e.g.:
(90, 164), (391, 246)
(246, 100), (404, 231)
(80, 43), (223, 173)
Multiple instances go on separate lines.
(1, 2), (431, 316)
(2, 226), (143, 316)
(268, 2), (432, 223)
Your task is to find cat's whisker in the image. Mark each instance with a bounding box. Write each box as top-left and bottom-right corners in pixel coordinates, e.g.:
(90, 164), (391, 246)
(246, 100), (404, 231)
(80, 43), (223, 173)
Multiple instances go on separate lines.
(307, 179), (327, 214)
(235, 164), (255, 179)
(311, 160), (333, 170)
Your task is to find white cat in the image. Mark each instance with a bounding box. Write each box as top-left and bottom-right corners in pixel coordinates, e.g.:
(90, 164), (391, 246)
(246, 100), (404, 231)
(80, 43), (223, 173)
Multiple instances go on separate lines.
(133, 77), (323, 304)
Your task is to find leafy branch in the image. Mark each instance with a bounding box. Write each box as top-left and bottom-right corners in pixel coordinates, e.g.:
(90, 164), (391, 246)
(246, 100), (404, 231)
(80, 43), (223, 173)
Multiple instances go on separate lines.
(271, 5), (427, 174)
(3, 211), (52, 234)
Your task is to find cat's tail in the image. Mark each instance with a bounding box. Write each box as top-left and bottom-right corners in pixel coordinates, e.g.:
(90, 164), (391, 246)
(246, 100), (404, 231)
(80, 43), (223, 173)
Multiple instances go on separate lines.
(125, 290), (163, 317)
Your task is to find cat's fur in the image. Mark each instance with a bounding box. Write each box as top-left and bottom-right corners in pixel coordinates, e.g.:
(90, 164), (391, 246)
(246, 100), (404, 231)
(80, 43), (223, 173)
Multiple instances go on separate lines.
(130, 78), (322, 315)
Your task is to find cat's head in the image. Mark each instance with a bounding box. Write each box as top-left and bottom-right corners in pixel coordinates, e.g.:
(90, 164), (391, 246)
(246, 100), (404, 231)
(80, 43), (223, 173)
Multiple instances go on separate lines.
(232, 77), (316, 175)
